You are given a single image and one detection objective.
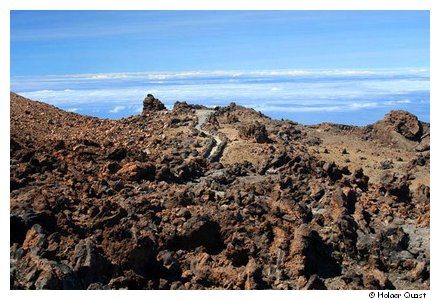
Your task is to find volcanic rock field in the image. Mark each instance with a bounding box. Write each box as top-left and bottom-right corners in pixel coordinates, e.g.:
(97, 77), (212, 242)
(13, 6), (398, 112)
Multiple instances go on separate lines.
(10, 92), (429, 290)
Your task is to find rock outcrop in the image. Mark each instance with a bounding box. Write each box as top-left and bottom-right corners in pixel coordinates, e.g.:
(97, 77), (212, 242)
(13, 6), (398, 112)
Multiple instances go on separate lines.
(238, 122), (271, 143)
(142, 94), (166, 113)
(383, 110), (423, 141)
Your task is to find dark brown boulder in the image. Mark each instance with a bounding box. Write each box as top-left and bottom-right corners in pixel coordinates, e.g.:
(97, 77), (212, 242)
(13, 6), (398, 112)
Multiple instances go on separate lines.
(172, 101), (193, 112)
(379, 172), (410, 201)
(70, 239), (111, 286)
(238, 121), (270, 143)
(116, 162), (156, 182)
(142, 94), (166, 113)
(322, 161), (342, 182)
(384, 110), (423, 141)
(107, 147), (127, 161)
(101, 225), (156, 276)
(167, 216), (224, 254)
(288, 225), (341, 279)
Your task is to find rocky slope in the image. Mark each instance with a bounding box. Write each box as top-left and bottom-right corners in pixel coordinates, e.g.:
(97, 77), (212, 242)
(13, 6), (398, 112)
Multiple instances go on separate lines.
(10, 92), (430, 290)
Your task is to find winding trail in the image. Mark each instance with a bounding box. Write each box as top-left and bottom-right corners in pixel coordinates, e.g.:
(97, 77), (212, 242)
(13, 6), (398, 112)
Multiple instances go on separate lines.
(195, 109), (224, 161)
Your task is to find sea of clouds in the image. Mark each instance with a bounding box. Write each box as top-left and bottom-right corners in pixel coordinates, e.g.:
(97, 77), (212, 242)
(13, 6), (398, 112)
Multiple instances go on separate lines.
(11, 68), (429, 125)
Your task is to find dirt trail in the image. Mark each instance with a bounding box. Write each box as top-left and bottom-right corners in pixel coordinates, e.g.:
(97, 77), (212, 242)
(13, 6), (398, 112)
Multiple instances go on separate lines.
(195, 109), (224, 161)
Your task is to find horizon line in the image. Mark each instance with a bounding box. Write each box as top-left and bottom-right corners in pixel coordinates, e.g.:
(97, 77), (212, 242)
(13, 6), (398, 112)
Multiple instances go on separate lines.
(11, 66), (430, 79)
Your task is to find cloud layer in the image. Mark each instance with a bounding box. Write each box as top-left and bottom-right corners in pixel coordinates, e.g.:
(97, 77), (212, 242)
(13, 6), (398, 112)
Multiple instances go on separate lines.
(11, 68), (429, 125)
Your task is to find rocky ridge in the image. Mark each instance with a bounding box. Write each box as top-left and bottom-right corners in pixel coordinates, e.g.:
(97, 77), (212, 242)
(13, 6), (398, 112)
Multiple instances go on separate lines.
(10, 92), (429, 289)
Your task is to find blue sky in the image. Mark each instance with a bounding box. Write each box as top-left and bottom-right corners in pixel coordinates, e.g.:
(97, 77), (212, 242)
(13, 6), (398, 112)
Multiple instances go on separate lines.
(11, 11), (429, 76)
(10, 11), (430, 125)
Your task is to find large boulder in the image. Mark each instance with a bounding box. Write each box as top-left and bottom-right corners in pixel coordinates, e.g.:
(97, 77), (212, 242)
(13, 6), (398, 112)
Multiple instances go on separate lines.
(172, 101), (193, 112)
(238, 121), (270, 143)
(287, 225), (341, 279)
(384, 110), (423, 141)
(11, 225), (82, 289)
(167, 216), (224, 254)
(142, 94), (166, 113)
(69, 239), (112, 287)
(116, 162), (156, 182)
(101, 225), (156, 276)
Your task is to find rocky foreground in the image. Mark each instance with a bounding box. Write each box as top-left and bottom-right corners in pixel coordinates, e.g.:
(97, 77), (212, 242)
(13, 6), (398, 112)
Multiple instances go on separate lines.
(10, 92), (429, 289)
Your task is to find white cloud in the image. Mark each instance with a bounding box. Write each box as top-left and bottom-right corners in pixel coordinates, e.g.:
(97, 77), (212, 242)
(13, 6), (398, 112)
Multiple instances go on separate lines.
(109, 106), (126, 113)
(350, 102), (379, 109)
(249, 105), (345, 113)
(89, 74), (129, 80)
(384, 99), (412, 105)
(11, 67), (429, 84)
(249, 99), (416, 114)
(12, 68), (428, 120)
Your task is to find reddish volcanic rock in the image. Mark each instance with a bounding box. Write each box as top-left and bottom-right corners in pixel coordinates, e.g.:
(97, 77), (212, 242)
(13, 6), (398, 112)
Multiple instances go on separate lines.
(384, 110), (423, 141)
(238, 121), (270, 143)
(10, 92), (429, 290)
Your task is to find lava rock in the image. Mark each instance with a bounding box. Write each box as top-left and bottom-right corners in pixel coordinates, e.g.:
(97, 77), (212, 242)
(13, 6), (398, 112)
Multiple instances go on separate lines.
(70, 239), (111, 286)
(384, 110), (423, 141)
(143, 94), (166, 113)
(168, 216), (224, 254)
(238, 122), (271, 143)
(116, 162), (156, 182)
(107, 148), (127, 161)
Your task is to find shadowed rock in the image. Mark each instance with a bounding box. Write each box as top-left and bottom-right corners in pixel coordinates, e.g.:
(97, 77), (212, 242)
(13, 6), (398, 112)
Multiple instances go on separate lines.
(238, 121), (271, 143)
(143, 94), (166, 113)
(384, 110), (423, 141)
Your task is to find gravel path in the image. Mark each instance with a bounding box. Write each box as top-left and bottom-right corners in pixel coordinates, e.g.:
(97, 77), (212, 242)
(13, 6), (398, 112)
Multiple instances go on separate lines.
(195, 109), (224, 161)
